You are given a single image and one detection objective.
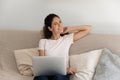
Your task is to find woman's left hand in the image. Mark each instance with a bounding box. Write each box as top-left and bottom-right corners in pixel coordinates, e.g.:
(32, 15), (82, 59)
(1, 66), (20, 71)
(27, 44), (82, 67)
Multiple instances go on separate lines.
(67, 67), (77, 74)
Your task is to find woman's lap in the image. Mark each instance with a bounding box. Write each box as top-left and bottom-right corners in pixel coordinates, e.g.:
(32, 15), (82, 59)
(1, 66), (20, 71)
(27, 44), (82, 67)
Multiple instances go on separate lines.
(34, 74), (70, 80)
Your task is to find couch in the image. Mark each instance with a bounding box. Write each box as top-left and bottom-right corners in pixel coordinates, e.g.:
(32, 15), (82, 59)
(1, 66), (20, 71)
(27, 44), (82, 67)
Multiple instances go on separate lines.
(0, 30), (120, 80)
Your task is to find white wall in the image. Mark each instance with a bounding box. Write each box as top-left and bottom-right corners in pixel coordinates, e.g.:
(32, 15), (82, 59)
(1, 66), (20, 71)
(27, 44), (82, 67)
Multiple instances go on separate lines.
(0, 0), (44, 30)
(0, 0), (120, 34)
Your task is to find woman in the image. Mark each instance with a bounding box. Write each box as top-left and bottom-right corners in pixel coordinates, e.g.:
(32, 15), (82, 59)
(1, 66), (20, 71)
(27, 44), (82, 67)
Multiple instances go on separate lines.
(34, 13), (91, 80)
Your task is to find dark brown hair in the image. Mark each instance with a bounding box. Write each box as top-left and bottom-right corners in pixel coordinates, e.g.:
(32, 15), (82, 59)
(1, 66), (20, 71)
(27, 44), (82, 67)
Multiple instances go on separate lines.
(43, 13), (60, 39)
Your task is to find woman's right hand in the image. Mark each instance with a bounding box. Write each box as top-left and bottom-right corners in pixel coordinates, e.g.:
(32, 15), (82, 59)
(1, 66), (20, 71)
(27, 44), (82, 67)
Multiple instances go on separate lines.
(67, 67), (77, 74)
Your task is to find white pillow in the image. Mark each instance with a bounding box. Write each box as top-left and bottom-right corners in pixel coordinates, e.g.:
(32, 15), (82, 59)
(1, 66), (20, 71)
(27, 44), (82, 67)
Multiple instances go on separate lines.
(70, 49), (103, 80)
(14, 48), (39, 76)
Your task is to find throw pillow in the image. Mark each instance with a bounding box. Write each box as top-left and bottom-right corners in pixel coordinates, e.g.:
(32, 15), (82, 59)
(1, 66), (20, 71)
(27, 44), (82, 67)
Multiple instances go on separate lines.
(70, 49), (103, 80)
(93, 48), (120, 80)
(14, 48), (39, 76)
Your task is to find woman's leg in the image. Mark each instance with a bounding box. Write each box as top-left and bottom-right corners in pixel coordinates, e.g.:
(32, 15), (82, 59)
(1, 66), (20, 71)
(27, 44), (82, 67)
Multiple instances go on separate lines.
(53, 74), (69, 80)
(33, 75), (48, 80)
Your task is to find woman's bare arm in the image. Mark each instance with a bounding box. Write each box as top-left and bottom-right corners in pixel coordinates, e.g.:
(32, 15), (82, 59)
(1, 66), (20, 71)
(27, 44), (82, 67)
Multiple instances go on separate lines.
(63, 25), (91, 41)
(38, 50), (45, 56)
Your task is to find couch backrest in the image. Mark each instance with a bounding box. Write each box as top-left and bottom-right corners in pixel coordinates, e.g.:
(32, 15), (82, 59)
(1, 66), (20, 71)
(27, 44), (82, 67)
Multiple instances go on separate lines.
(0, 30), (42, 72)
(0, 30), (120, 72)
(70, 33), (120, 56)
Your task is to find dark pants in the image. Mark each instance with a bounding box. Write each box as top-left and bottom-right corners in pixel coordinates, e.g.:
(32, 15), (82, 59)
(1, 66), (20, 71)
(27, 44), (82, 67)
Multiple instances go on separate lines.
(34, 74), (70, 80)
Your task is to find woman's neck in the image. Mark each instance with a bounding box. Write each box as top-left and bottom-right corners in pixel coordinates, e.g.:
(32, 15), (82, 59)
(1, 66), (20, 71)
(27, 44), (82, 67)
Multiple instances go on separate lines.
(51, 34), (61, 40)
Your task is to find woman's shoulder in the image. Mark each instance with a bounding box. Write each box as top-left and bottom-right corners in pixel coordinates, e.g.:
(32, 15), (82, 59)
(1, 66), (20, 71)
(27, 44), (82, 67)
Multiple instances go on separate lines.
(39, 39), (47, 43)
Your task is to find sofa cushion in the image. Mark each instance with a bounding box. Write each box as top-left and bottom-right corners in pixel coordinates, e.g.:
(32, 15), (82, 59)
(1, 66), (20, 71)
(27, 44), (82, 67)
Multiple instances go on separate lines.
(69, 33), (120, 56)
(93, 48), (120, 80)
(70, 49), (103, 80)
(14, 48), (39, 76)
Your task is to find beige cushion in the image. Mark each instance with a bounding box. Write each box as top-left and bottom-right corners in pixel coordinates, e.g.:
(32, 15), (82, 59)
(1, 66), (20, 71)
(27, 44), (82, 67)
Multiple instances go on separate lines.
(14, 48), (39, 76)
(70, 49), (103, 80)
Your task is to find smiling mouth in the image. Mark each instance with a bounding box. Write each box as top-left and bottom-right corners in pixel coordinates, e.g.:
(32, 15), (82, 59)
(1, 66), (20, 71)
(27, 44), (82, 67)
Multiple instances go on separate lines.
(58, 29), (63, 31)
(58, 28), (63, 30)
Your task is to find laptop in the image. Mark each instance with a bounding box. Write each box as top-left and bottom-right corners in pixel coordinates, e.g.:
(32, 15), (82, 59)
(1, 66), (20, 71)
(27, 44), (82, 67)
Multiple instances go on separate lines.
(32, 56), (67, 76)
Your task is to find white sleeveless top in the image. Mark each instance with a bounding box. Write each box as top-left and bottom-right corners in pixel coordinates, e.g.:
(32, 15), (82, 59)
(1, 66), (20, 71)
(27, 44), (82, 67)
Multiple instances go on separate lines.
(38, 33), (74, 67)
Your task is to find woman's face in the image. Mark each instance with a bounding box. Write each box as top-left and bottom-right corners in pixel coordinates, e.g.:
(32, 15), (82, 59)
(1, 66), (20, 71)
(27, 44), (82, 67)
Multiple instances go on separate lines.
(48, 17), (64, 35)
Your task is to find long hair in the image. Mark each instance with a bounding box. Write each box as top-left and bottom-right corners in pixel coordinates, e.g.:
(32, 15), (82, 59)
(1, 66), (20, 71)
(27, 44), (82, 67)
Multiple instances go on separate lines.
(43, 14), (60, 39)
